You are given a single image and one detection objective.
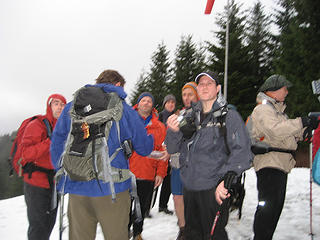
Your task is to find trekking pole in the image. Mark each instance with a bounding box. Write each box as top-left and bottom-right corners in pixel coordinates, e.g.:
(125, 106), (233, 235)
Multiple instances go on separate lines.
(149, 187), (158, 213)
(211, 173), (235, 239)
(58, 176), (67, 240)
(309, 131), (314, 240)
(59, 192), (65, 240)
(210, 204), (222, 237)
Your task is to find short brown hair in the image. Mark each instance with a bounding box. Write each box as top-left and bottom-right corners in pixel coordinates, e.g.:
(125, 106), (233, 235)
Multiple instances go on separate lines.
(96, 70), (126, 87)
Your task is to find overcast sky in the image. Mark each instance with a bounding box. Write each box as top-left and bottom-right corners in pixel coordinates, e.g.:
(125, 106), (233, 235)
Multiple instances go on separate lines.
(0, 0), (275, 135)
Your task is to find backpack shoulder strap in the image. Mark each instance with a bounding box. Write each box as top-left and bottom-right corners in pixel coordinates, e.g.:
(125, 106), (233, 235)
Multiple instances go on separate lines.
(221, 113), (230, 155)
(42, 118), (52, 139)
(215, 106), (230, 155)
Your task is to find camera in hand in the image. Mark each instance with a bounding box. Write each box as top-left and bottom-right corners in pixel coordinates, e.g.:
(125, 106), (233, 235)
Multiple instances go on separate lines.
(178, 110), (196, 139)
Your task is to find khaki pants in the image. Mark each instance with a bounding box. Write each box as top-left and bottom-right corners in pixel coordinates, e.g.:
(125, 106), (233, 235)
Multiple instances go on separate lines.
(68, 190), (131, 240)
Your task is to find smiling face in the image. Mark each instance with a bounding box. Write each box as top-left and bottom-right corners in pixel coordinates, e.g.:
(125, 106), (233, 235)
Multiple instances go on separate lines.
(164, 99), (176, 112)
(196, 75), (221, 103)
(137, 96), (153, 117)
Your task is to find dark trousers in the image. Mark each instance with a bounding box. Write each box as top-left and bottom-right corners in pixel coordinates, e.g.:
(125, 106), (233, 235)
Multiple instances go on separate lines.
(24, 182), (58, 240)
(253, 168), (287, 240)
(184, 188), (229, 240)
(129, 179), (154, 237)
(159, 165), (171, 209)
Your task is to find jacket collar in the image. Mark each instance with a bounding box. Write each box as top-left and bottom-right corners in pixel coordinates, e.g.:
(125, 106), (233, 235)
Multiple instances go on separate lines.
(257, 92), (286, 112)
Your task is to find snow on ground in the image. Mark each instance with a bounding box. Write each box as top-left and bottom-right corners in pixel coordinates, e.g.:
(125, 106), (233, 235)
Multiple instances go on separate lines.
(0, 168), (319, 239)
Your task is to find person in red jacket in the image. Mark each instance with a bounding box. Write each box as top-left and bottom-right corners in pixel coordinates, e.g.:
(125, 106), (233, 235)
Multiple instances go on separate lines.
(129, 92), (169, 240)
(312, 125), (320, 160)
(21, 94), (66, 240)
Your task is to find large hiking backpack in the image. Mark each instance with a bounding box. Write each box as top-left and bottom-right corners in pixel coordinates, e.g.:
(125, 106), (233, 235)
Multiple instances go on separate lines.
(9, 116), (52, 177)
(58, 86), (132, 198)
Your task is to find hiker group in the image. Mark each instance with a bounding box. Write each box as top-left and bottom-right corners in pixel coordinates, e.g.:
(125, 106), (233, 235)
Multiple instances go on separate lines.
(10, 69), (320, 240)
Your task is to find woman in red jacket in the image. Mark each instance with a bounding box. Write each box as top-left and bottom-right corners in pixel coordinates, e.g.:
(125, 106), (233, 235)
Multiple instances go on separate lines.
(21, 94), (66, 240)
(129, 92), (168, 240)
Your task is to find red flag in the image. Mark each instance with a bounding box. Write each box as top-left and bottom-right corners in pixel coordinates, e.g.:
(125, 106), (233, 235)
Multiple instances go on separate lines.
(204, 0), (215, 14)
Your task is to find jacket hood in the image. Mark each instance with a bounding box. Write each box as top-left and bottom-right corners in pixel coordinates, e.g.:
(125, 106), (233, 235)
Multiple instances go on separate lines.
(45, 94), (67, 127)
(85, 83), (127, 100)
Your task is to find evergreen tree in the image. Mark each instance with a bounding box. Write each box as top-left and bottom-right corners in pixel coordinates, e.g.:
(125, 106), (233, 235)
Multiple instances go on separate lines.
(274, 0), (320, 117)
(148, 42), (172, 109)
(131, 42), (171, 109)
(171, 35), (207, 109)
(130, 71), (150, 106)
(246, 1), (274, 91)
(207, 0), (252, 119)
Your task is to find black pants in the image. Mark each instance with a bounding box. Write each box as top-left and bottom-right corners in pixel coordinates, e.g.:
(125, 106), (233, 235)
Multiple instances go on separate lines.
(253, 168), (287, 240)
(184, 188), (229, 240)
(129, 179), (154, 237)
(159, 165), (171, 209)
(24, 182), (58, 240)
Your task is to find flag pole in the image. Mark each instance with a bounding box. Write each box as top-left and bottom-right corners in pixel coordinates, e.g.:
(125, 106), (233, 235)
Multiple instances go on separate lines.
(223, 0), (230, 100)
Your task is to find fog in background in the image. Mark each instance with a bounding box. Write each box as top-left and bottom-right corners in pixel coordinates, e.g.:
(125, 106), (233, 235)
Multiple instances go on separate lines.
(0, 0), (274, 135)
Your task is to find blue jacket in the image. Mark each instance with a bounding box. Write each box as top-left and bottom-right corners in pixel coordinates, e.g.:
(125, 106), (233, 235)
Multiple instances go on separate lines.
(50, 84), (154, 197)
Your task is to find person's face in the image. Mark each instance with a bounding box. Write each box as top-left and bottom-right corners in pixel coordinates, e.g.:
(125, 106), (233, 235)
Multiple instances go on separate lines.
(197, 76), (221, 102)
(51, 99), (65, 119)
(271, 86), (288, 102)
(138, 96), (153, 116)
(182, 88), (198, 108)
(164, 100), (176, 112)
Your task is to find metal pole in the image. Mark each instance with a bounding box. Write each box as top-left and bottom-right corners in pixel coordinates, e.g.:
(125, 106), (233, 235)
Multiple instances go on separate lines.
(309, 135), (314, 239)
(223, 0), (230, 100)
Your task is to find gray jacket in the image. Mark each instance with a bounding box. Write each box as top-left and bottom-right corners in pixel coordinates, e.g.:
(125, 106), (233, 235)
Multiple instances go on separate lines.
(165, 100), (253, 191)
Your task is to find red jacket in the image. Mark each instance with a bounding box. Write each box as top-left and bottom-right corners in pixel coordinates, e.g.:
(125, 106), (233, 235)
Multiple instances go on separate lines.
(21, 94), (66, 189)
(129, 106), (168, 181)
(313, 125), (320, 160)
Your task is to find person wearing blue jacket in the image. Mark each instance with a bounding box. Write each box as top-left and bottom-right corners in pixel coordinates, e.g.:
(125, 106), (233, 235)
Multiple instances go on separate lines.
(50, 70), (154, 240)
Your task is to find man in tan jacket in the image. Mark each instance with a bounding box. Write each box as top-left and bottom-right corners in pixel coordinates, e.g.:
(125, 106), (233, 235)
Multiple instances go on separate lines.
(251, 74), (319, 240)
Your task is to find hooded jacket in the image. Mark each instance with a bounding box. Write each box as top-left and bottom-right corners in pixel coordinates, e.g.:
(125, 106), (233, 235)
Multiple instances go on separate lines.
(129, 105), (168, 181)
(50, 84), (154, 197)
(251, 92), (304, 173)
(165, 100), (253, 191)
(21, 94), (66, 189)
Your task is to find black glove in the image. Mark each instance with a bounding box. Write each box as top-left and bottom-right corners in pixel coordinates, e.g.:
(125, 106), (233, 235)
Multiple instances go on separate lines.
(310, 116), (320, 130)
(180, 122), (196, 139)
(301, 116), (309, 128)
(301, 116), (320, 130)
(179, 113), (196, 139)
(223, 171), (237, 191)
